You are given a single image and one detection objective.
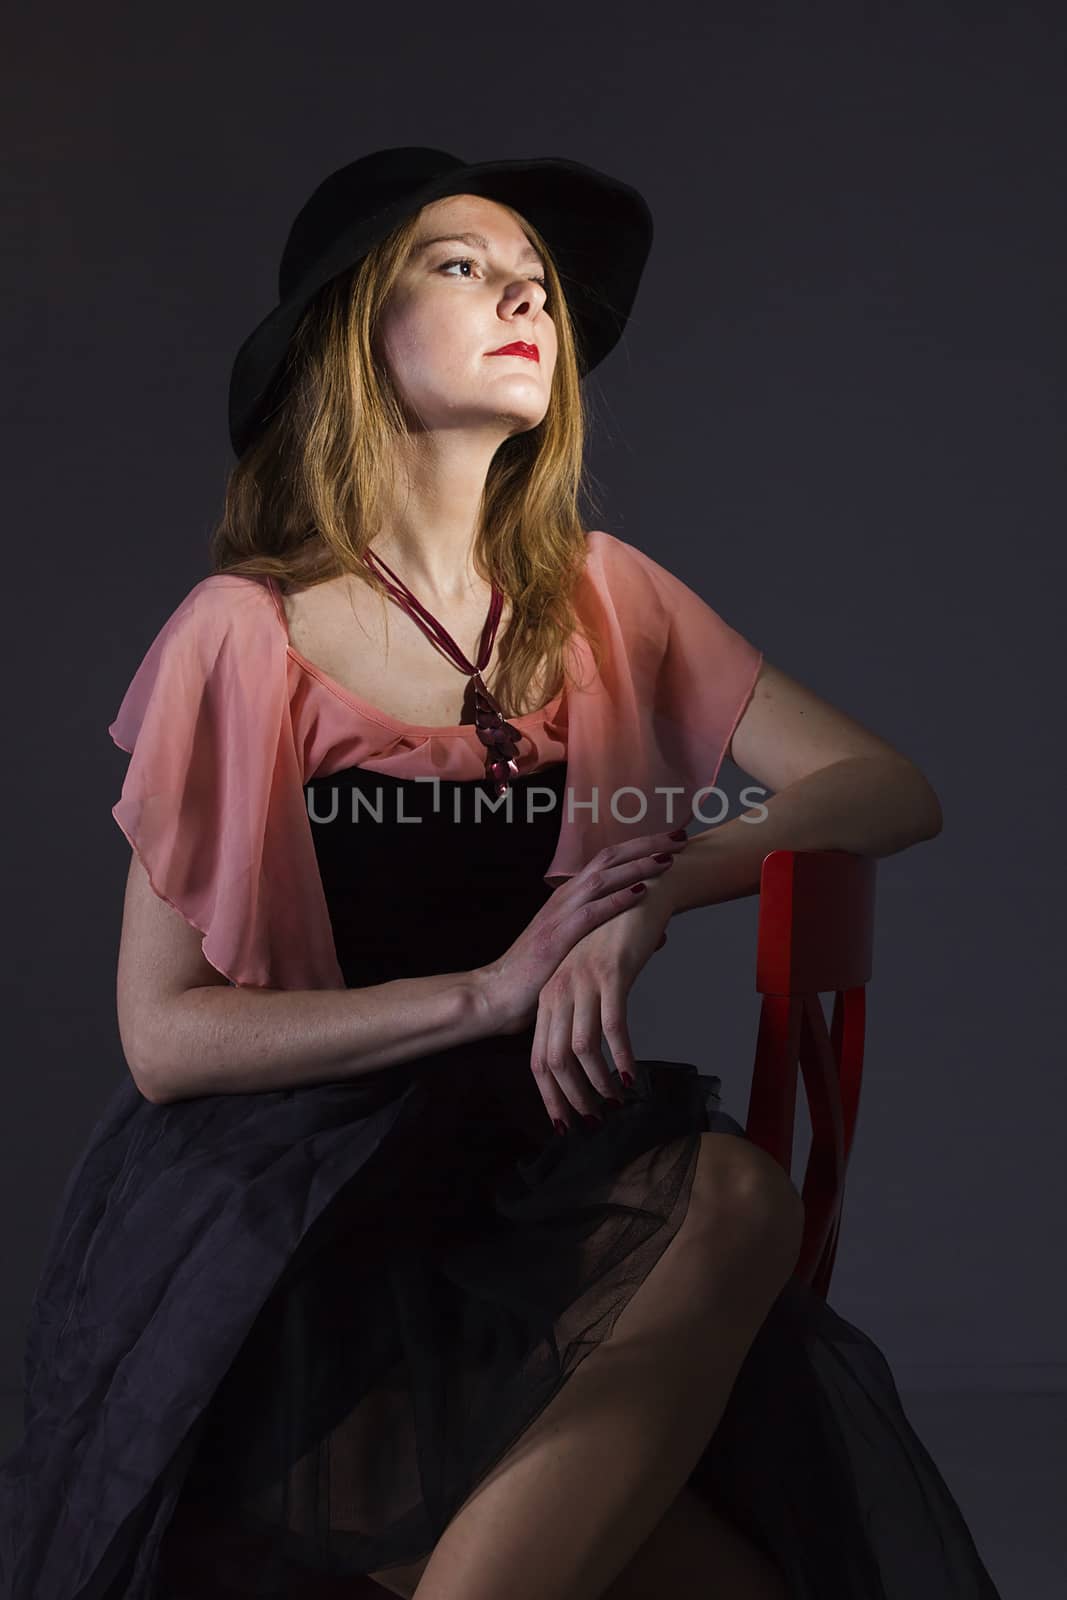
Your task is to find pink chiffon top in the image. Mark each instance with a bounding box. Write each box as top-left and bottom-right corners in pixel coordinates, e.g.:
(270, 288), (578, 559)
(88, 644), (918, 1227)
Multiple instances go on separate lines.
(109, 529), (764, 990)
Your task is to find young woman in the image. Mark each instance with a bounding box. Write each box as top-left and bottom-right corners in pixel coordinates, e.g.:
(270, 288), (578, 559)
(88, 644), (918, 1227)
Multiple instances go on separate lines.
(0, 147), (1001, 1600)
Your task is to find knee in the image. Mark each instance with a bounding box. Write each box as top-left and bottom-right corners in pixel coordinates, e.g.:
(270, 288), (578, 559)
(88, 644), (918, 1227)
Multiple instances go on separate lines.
(367, 1554), (430, 1597)
(688, 1133), (806, 1274)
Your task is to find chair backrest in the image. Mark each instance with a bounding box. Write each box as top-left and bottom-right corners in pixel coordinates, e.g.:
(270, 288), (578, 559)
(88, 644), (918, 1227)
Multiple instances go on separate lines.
(744, 849), (876, 1299)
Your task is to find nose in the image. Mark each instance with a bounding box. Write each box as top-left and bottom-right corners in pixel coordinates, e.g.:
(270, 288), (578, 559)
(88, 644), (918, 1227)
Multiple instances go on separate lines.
(504, 276), (546, 319)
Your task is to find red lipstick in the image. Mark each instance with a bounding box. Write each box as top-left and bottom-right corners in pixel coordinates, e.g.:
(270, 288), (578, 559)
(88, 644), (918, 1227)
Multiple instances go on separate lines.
(487, 341), (539, 362)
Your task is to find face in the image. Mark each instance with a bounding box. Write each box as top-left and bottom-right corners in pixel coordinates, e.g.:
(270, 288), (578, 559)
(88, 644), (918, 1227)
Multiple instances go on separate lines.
(375, 193), (558, 440)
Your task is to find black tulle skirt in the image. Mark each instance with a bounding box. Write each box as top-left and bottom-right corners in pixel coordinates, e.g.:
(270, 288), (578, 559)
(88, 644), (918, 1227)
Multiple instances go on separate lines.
(0, 1036), (1001, 1599)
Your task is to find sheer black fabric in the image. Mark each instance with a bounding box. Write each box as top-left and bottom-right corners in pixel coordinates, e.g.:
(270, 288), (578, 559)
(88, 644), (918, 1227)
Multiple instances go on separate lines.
(0, 761), (1001, 1597)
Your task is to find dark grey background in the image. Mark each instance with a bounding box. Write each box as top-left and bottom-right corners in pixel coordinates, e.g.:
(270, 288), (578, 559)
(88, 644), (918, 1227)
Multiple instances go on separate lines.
(5, 5), (1064, 1587)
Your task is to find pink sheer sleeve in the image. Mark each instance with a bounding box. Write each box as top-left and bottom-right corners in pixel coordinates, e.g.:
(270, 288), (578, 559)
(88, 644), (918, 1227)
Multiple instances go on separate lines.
(627, 535), (764, 797)
(544, 531), (765, 884)
(108, 576), (344, 991)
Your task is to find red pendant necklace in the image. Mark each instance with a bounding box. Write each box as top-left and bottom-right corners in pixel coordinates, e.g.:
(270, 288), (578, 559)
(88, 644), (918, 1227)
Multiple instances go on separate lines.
(360, 547), (524, 797)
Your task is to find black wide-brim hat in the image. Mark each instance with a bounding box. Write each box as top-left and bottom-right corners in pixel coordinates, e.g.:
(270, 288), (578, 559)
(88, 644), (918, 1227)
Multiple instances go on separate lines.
(228, 145), (654, 457)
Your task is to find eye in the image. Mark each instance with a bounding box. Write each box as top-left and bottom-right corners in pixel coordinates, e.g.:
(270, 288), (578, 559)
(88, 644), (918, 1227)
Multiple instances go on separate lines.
(439, 257), (549, 301)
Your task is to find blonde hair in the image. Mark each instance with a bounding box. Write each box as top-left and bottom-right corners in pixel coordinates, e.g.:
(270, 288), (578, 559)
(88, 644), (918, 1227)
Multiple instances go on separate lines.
(209, 200), (605, 715)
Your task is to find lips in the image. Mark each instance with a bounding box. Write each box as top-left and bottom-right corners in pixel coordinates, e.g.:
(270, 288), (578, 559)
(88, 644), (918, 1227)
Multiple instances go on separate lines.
(487, 341), (539, 362)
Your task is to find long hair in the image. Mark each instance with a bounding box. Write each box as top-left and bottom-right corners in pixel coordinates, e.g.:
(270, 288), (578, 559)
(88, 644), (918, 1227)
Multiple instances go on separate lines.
(209, 201), (605, 716)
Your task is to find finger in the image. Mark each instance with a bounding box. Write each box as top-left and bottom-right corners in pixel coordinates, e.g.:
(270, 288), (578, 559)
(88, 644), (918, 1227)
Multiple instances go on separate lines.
(557, 834), (690, 908)
(546, 990), (590, 1120)
(600, 985), (637, 1089)
(598, 828), (690, 866)
(570, 981), (620, 1108)
(588, 844), (686, 894)
(531, 994), (572, 1134)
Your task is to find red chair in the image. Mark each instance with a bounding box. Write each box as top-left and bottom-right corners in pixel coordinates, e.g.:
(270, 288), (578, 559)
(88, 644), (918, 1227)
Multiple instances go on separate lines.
(744, 849), (876, 1299)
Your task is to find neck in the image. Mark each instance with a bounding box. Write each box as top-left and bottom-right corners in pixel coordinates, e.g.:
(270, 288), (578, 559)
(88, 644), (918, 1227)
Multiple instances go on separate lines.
(370, 435), (498, 605)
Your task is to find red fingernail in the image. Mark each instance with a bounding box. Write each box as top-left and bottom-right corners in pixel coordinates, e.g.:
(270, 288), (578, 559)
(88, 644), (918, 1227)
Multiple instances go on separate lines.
(553, 1119), (567, 1136)
(619, 1071), (635, 1089)
(653, 852), (673, 863)
(582, 1113), (603, 1128)
(629, 882), (646, 894)
(669, 829), (688, 841)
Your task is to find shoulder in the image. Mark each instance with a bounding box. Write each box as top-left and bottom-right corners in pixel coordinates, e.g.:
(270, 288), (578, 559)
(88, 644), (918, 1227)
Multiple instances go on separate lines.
(581, 529), (683, 622)
(139, 573), (282, 663)
(110, 575), (286, 754)
(166, 572), (278, 632)
(584, 527), (650, 573)
(585, 529), (679, 591)
(115, 574), (281, 699)
(584, 529), (745, 615)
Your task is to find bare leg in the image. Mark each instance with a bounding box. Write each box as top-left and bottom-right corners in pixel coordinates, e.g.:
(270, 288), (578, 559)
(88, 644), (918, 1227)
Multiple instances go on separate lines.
(406, 1131), (804, 1600)
(369, 1482), (787, 1600)
(600, 1483), (788, 1600)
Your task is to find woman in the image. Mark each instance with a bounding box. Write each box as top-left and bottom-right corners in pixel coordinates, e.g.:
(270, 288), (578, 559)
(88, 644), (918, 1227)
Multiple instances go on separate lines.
(0, 148), (1001, 1599)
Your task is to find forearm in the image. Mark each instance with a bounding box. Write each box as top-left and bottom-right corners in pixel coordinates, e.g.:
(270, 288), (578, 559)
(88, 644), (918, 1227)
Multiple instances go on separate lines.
(659, 756), (943, 916)
(139, 969), (495, 1103)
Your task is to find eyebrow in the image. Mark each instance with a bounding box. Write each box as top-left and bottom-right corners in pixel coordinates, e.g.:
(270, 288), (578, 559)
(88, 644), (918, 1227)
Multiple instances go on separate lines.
(413, 230), (545, 267)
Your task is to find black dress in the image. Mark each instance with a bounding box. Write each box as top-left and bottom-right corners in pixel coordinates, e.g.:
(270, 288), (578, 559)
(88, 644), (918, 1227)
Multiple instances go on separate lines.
(0, 760), (1001, 1599)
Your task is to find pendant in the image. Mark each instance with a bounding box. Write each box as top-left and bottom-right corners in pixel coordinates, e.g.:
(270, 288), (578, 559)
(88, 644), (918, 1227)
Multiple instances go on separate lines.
(470, 672), (522, 796)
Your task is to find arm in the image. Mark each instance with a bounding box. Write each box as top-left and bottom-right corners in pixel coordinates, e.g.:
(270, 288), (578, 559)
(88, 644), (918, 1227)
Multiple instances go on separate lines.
(117, 851), (495, 1104)
(654, 659), (944, 918)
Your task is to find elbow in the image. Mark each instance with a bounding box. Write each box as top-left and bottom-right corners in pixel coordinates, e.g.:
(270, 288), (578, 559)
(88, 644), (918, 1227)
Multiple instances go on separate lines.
(126, 1051), (173, 1106)
(136, 1069), (174, 1106)
(918, 778), (944, 840)
(902, 762), (944, 840)
(120, 1020), (175, 1106)
(861, 756), (943, 845)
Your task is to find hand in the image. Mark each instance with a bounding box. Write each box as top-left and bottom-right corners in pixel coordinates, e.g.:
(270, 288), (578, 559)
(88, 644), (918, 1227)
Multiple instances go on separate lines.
(529, 874), (676, 1131)
(472, 830), (689, 1039)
